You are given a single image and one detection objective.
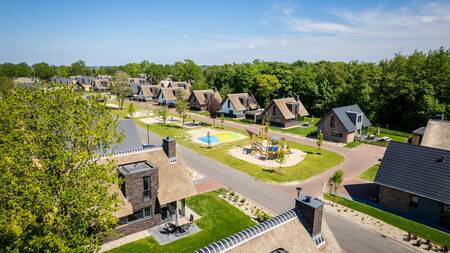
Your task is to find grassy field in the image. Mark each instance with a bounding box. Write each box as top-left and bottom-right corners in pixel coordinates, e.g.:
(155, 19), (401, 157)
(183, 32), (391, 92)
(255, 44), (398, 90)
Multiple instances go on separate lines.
(344, 141), (363, 149)
(324, 194), (450, 248)
(359, 164), (380, 182)
(368, 126), (411, 143)
(271, 117), (320, 137)
(107, 191), (255, 253)
(139, 122), (343, 183)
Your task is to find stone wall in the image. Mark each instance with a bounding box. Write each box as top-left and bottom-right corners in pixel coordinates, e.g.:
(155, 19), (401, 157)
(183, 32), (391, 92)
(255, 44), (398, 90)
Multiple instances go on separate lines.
(124, 167), (158, 211)
(378, 185), (411, 214)
(105, 214), (162, 242)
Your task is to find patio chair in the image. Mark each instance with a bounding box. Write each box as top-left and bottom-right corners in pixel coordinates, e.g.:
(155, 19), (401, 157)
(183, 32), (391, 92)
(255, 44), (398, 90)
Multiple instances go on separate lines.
(403, 232), (411, 241)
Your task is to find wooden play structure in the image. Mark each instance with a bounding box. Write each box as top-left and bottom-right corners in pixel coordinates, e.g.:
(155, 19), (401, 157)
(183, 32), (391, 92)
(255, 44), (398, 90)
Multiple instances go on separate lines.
(246, 124), (291, 160)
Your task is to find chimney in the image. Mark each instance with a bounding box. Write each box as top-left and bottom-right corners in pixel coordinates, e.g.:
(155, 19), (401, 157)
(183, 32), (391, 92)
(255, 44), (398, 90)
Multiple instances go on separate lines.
(295, 195), (324, 237)
(294, 95), (299, 102)
(162, 137), (176, 159)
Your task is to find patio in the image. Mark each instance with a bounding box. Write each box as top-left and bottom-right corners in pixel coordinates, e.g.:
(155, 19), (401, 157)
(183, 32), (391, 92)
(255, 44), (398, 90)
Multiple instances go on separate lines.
(150, 221), (201, 245)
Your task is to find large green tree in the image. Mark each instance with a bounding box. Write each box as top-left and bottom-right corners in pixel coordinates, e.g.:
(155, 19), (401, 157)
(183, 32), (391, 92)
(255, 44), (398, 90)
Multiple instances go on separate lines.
(0, 86), (121, 252)
(33, 62), (56, 80)
(111, 71), (132, 109)
(174, 59), (202, 82)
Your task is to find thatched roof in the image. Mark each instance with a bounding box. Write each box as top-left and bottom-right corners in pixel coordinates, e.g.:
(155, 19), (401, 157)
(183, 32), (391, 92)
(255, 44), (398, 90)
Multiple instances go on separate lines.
(139, 85), (160, 97)
(108, 184), (133, 218)
(271, 98), (309, 119)
(195, 210), (341, 253)
(421, 120), (450, 151)
(190, 89), (222, 106)
(223, 93), (260, 112)
(99, 148), (196, 205)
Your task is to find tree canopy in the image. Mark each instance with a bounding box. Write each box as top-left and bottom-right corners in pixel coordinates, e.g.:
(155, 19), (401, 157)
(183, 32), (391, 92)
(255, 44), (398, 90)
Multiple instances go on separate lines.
(0, 86), (121, 252)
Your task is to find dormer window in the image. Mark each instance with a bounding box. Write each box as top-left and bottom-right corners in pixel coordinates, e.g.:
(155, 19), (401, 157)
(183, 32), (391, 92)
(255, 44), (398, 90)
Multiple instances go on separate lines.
(330, 116), (335, 128)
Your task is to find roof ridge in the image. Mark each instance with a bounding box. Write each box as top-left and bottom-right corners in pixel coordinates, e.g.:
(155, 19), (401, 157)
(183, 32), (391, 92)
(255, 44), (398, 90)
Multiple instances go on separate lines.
(391, 141), (450, 154)
(195, 210), (297, 253)
(99, 145), (163, 159)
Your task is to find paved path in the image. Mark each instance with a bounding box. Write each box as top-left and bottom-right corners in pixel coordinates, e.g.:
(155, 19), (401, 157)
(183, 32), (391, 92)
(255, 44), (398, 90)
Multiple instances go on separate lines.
(135, 124), (414, 253)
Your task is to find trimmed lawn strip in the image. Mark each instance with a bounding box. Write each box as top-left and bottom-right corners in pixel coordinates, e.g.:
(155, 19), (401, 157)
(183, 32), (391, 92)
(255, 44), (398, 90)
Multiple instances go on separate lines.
(368, 126), (410, 143)
(344, 141), (363, 149)
(107, 191), (255, 253)
(359, 164), (380, 182)
(324, 194), (450, 247)
(140, 123), (344, 183)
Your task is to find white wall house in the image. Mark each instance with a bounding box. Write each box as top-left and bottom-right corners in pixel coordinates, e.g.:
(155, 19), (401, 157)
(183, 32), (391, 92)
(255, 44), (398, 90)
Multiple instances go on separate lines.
(220, 98), (243, 117)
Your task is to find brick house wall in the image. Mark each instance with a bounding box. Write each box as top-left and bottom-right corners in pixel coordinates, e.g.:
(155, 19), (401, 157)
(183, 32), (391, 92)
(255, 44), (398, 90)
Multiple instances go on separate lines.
(378, 185), (411, 214)
(123, 168), (158, 211)
(317, 112), (354, 143)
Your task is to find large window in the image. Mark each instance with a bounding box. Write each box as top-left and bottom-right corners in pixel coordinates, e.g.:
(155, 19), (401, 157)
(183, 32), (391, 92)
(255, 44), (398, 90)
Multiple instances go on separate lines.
(409, 195), (419, 208)
(331, 130), (343, 138)
(330, 116), (335, 128)
(127, 207), (151, 224)
(143, 176), (151, 201)
(357, 114), (362, 123)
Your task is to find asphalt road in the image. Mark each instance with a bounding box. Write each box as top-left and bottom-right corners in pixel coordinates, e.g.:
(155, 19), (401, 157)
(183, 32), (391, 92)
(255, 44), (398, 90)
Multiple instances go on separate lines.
(136, 125), (414, 253)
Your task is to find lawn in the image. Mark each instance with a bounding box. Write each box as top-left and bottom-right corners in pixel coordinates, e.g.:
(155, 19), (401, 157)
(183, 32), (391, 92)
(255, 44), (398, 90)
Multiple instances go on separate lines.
(344, 141), (363, 149)
(368, 126), (411, 143)
(107, 190), (255, 253)
(140, 123), (344, 183)
(359, 164), (380, 182)
(324, 194), (450, 248)
(272, 117), (320, 137)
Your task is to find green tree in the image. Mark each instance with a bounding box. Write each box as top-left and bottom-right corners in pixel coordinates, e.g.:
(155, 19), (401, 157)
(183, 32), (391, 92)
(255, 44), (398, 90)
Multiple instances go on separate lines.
(33, 62), (56, 80)
(111, 71), (131, 109)
(156, 106), (169, 124)
(206, 96), (221, 127)
(277, 147), (286, 168)
(255, 74), (281, 107)
(175, 99), (189, 128)
(316, 132), (324, 151)
(328, 170), (344, 206)
(174, 59), (202, 82)
(128, 102), (136, 116)
(69, 60), (89, 76)
(0, 86), (120, 252)
(0, 76), (15, 99)
(123, 63), (141, 77)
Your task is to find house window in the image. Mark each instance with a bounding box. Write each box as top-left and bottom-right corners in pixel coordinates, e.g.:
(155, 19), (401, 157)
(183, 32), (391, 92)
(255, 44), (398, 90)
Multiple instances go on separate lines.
(410, 195), (419, 208)
(143, 176), (151, 201)
(227, 100), (231, 108)
(127, 207), (151, 224)
(273, 107), (277, 116)
(330, 116), (335, 128)
(357, 115), (362, 123)
(331, 130), (343, 138)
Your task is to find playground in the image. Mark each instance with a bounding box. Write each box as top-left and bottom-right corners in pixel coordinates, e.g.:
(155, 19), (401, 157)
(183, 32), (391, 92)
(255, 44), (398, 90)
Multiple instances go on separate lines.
(188, 128), (246, 146)
(229, 146), (305, 167)
(227, 125), (305, 167)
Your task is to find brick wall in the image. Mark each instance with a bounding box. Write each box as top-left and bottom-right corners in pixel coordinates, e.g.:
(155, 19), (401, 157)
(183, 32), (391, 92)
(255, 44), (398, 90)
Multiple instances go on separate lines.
(124, 168), (158, 211)
(378, 185), (411, 214)
(105, 214), (162, 242)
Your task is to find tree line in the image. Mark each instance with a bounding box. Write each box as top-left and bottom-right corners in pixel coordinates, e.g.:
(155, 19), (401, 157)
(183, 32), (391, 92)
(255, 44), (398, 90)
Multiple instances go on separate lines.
(1, 48), (449, 130)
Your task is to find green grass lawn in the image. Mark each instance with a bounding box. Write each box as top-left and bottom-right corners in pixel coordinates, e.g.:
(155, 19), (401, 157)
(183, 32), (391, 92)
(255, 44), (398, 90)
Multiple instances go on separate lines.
(344, 141), (363, 149)
(107, 190), (255, 253)
(359, 164), (380, 182)
(189, 110), (210, 116)
(368, 126), (411, 143)
(140, 122), (344, 183)
(272, 117), (320, 137)
(324, 194), (450, 247)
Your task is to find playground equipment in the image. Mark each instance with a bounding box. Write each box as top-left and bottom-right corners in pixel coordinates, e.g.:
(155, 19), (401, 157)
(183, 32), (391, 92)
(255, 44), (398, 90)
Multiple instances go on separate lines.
(246, 123), (291, 160)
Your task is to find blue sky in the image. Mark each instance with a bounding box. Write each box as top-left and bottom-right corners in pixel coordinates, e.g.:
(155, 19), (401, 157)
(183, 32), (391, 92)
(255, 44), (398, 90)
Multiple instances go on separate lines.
(1, 0), (450, 65)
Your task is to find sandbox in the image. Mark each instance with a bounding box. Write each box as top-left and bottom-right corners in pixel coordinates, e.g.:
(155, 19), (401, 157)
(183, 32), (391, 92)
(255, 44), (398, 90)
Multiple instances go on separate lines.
(228, 146), (306, 167)
(188, 128), (246, 145)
